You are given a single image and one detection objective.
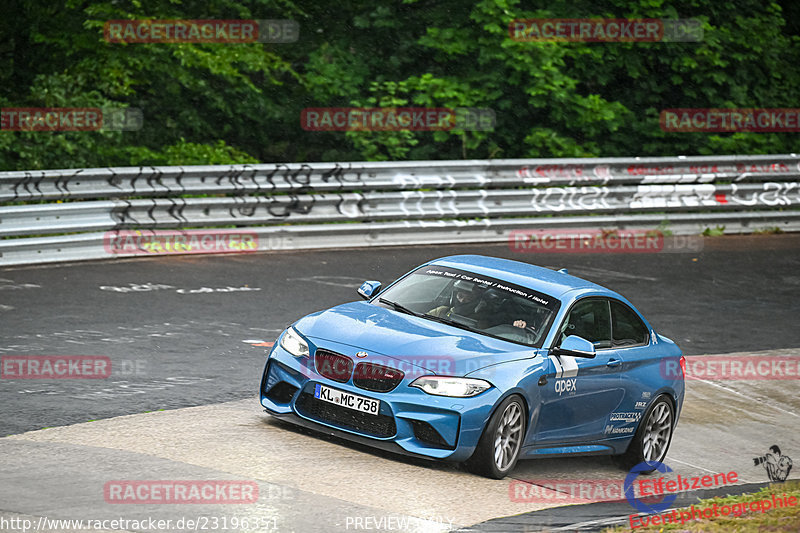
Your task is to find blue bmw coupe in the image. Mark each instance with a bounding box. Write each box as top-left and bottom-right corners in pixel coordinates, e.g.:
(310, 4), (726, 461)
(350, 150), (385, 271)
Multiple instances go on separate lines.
(260, 255), (685, 478)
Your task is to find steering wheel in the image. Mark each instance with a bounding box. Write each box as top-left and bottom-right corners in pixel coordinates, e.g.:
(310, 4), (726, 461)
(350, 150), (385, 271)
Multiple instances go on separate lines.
(486, 324), (537, 344)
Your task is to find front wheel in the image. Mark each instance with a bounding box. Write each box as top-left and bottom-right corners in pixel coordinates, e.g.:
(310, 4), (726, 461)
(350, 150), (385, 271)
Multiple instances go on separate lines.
(613, 395), (675, 472)
(465, 395), (526, 479)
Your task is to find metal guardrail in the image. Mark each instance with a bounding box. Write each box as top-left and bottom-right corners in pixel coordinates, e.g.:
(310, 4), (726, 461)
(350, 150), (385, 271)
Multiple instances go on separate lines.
(1, 155), (799, 265)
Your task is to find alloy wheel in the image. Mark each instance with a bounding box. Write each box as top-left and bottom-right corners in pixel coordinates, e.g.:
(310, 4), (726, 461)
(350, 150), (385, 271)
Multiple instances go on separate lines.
(642, 401), (673, 463)
(493, 401), (523, 471)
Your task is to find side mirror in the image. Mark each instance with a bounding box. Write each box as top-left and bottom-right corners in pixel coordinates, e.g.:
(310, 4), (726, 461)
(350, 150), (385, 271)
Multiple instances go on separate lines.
(357, 280), (382, 300)
(551, 335), (596, 358)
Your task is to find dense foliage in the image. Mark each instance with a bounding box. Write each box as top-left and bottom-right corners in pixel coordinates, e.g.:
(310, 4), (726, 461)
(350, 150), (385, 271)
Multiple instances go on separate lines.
(1, 0), (799, 169)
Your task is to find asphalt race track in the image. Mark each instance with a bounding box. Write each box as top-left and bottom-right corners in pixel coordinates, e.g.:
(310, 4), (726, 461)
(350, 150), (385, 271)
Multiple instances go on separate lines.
(1, 234), (799, 532)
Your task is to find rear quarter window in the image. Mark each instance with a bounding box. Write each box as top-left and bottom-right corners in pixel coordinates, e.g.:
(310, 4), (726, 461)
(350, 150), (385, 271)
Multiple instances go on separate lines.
(610, 300), (649, 347)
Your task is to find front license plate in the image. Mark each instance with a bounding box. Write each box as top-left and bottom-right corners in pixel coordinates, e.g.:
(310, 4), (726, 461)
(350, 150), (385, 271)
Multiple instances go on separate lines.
(314, 384), (379, 415)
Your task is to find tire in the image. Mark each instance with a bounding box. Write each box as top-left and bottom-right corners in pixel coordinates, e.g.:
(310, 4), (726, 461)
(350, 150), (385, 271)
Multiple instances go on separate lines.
(465, 395), (526, 479)
(613, 395), (675, 473)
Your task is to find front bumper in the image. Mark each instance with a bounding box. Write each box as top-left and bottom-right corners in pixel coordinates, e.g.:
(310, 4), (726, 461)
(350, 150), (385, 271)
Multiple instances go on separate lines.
(259, 339), (501, 462)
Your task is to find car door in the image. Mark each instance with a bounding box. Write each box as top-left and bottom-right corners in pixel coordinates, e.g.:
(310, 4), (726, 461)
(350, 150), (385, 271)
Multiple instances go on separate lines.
(532, 297), (626, 445)
(606, 299), (657, 422)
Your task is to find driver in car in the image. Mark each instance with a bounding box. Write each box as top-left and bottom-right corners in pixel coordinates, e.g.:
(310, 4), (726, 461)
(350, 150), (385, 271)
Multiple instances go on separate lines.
(428, 280), (483, 319)
(428, 281), (529, 330)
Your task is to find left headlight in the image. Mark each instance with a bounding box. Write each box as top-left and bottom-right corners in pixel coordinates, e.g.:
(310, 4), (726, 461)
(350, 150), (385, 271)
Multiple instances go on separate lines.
(280, 327), (309, 358)
(409, 376), (492, 397)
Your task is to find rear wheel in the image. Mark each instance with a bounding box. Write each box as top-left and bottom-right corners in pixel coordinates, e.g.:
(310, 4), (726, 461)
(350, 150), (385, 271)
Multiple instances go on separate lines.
(613, 395), (674, 472)
(465, 395), (526, 479)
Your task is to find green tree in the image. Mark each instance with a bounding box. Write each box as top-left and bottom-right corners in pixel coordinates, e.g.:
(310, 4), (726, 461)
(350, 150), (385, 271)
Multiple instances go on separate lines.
(1, 0), (799, 170)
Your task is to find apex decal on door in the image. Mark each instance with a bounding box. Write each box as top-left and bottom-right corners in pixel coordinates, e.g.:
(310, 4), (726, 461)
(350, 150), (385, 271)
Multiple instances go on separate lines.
(554, 378), (577, 396)
(549, 355), (578, 396)
(550, 354), (580, 395)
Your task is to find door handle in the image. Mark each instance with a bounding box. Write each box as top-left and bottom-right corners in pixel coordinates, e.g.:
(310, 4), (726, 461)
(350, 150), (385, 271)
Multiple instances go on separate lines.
(607, 358), (622, 368)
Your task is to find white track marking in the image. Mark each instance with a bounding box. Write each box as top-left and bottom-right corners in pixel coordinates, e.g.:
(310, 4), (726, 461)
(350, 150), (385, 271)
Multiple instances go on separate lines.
(669, 458), (762, 483)
(693, 378), (800, 419)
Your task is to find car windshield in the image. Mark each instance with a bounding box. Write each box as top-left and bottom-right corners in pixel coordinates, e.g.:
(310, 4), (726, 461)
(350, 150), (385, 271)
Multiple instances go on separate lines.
(375, 265), (560, 348)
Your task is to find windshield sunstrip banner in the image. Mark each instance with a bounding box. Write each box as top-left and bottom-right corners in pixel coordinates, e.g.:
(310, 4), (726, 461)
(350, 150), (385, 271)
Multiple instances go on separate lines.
(418, 266), (560, 312)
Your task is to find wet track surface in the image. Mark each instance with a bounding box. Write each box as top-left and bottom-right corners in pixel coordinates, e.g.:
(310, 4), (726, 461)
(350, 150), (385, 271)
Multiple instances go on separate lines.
(1, 234), (799, 532)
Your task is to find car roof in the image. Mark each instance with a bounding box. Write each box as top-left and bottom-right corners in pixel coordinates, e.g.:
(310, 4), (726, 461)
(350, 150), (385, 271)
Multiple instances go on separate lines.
(428, 255), (611, 300)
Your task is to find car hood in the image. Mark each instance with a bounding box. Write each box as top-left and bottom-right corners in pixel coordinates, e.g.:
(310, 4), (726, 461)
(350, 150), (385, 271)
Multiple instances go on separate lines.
(294, 301), (537, 375)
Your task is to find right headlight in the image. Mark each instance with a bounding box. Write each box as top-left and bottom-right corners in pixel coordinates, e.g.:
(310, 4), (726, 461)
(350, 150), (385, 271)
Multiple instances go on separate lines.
(280, 327), (309, 358)
(409, 376), (492, 397)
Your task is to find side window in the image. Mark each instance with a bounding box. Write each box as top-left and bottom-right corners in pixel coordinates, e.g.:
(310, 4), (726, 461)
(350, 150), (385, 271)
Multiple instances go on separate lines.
(610, 300), (649, 347)
(560, 299), (612, 349)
